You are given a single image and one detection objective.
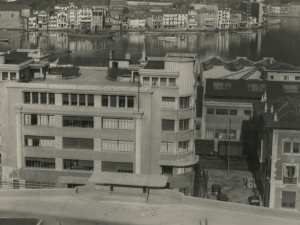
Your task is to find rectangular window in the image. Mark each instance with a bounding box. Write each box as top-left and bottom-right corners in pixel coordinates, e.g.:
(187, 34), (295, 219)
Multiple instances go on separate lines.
(102, 118), (134, 130)
(162, 120), (175, 131)
(213, 82), (231, 90)
(119, 96), (126, 107)
(2, 72), (8, 80)
(62, 94), (69, 105)
(63, 116), (94, 128)
(216, 109), (228, 115)
(207, 108), (214, 115)
(169, 78), (176, 86)
(178, 141), (189, 152)
(162, 97), (175, 109)
(63, 159), (94, 171)
(179, 119), (189, 131)
(229, 130), (236, 139)
(161, 166), (173, 174)
(160, 78), (167, 86)
(143, 77), (150, 85)
(108, 96), (116, 107)
(293, 142), (300, 153)
(87, 95), (94, 106)
(180, 97), (190, 109)
(281, 191), (296, 209)
(247, 83), (266, 91)
(63, 137), (94, 150)
(215, 129), (227, 139)
(102, 161), (133, 173)
(152, 77), (158, 86)
(160, 142), (175, 153)
(71, 94), (77, 105)
(244, 110), (252, 117)
(25, 136), (55, 148)
(79, 94), (85, 106)
(229, 109), (237, 115)
(24, 92), (31, 103)
(295, 76), (300, 80)
(206, 129), (214, 139)
(102, 95), (108, 107)
(25, 157), (55, 169)
(49, 93), (55, 104)
(10, 72), (16, 80)
(32, 92), (39, 104)
(127, 96), (134, 108)
(102, 140), (134, 152)
(40, 93), (47, 104)
(282, 85), (300, 93)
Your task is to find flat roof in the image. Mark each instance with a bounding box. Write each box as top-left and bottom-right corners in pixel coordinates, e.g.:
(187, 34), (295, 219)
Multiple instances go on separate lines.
(89, 172), (168, 187)
(31, 67), (138, 87)
(4, 52), (32, 65)
(144, 61), (165, 70)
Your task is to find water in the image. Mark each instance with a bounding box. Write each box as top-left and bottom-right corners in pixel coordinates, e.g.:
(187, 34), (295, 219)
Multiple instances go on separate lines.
(0, 17), (299, 66)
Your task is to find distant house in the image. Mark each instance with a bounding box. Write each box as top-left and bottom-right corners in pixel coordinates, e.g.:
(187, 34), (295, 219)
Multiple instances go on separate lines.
(105, 17), (122, 30)
(128, 16), (145, 29)
(0, 5), (32, 29)
(146, 11), (163, 29)
(261, 62), (300, 81)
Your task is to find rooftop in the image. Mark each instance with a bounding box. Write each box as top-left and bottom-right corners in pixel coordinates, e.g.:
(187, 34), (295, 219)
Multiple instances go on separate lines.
(202, 57), (225, 71)
(262, 62), (300, 72)
(31, 67), (138, 87)
(2, 52), (32, 65)
(253, 96), (300, 129)
(0, 4), (31, 11)
(205, 79), (300, 101)
(143, 61), (165, 70)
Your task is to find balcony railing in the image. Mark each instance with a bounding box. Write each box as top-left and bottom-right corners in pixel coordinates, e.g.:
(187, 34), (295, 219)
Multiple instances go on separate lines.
(283, 176), (297, 184)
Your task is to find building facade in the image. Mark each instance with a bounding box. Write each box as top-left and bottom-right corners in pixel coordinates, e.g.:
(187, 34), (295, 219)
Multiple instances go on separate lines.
(146, 12), (163, 29)
(197, 9), (218, 29)
(289, 2), (300, 16)
(218, 8), (230, 29)
(0, 5), (32, 29)
(163, 10), (188, 29)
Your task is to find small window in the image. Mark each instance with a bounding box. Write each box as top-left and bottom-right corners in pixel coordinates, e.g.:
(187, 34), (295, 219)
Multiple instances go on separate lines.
(161, 166), (173, 174)
(87, 95), (94, 106)
(293, 142), (300, 153)
(32, 92), (39, 104)
(169, 78), (176, 86)
(284, 76), (289, 80)
(79, 94), (85, 106)
(247, 83), (266, 91)
(281, 191), (296, 209)
(229, 130), (236, 139)
(160, 78), (167, 86)
(162, 97), (175, 109)
(206, 129), (214, 139)
(162, 119), (175, 131)
(230, 109), (237, 115)
(160, 142), (175, 153)
(295, 76), (300, 80)
(284, 142), (291, 153)
(179, 119), (189, 131)
(143, 77), (150, 85)
(62, 94), (69, 105)
(102, 95), (108, 107)
(2, 72), (8, 80)
(216, 109), (228, 115)
(180, 97), (190, 109)
(40, 93), (47, 104)
(110, 96), (117, 107)
(24, 92), (31, 103)
(127, 96), (134, 108)
(49, 93), (55, 104)
(71, 94), (77, 105)
(207, 108), (214, 115)
(10, 72), (17, 80)
(215, 129), (227, 139)
(119, 96), (126, 108)
(152, 77), (158, 86)
(178, 141), (189, 152)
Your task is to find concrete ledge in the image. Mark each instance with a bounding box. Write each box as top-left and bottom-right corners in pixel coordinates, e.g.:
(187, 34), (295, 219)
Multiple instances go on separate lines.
(0, 189), (76, 198)
(148, 189), (183, 205)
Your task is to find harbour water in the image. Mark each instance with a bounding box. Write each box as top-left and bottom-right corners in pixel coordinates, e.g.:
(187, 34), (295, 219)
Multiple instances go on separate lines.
(0, 18), (299, 66)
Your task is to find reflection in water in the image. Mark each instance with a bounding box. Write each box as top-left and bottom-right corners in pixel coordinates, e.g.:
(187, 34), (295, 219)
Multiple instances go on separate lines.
(0, 18), (299, 66)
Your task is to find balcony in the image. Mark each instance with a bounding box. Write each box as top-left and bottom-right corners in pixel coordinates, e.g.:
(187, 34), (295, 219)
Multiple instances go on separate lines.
(283, 177), (297, 184)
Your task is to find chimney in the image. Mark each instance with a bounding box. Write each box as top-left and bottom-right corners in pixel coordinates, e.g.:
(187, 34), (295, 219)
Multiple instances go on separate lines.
(270, 105), (274, 113)
(264, 103), (268, 112)
(0, 52), (6, 64)
(274, 113), (278, 122)
(125, 53), (131, 60)
(109, 50), (114, 60)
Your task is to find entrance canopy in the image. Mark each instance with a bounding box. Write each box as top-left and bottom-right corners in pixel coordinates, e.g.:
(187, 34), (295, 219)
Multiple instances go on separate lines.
(89, 172), (168, 188)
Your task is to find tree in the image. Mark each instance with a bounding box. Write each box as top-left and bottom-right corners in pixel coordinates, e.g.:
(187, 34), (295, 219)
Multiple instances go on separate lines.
(122, 7), (129, 15)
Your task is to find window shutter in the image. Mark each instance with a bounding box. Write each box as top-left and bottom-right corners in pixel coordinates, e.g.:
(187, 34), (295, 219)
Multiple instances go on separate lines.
(117, 162), (133, 171)
(78, 138), (94, 150)
(63, 137), (78, 149)
(102, 161), (118, 172)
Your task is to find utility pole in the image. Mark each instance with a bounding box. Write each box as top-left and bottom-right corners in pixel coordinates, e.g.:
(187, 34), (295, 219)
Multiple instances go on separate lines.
(65, 9), (72, 65)
(227, 118), (231, 173)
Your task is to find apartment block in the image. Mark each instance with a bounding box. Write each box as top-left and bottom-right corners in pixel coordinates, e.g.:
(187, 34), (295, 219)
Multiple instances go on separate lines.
(163, 10), (188, 29)
(0, 49), (199, 196)
(0, 5), (32, 29)
(253, 97), (300, 211)
(197, 8), (218, 29)
(261, 62), (300, 82)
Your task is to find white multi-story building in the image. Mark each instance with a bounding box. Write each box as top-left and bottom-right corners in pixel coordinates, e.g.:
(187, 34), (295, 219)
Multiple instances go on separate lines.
(49, 12), (58, 29)
(218, 8), (230, 29)
(68, 2), (78, 29)
(28, 14), (38, 29)
(163, 10), (188, 29)
(187, 10), (197, 29)
(77, 6), (92, 30)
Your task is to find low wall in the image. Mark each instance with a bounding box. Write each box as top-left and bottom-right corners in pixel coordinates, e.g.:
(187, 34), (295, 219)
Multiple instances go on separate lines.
(0, 188), (76, 198)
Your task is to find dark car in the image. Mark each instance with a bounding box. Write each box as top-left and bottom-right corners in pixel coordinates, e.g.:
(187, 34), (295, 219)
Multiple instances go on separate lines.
(248, 195), (260, 206)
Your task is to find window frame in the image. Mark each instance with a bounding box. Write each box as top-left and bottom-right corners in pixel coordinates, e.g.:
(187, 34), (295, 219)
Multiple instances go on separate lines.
(161, 119), (175, 132)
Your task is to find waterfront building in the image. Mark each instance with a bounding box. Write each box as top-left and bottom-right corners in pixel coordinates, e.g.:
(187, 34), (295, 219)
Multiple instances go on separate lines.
(0, 49), (199, 196)
(48, 12), (58, 29)
(68, 2), (78, 29)
(187, 10), (197, 29)
(289, 2), (300, 17)
(197, 8), (218, 29)
(91, 6), (106, 31)
(37, 10), (49, 29)
(57, 9), (68, 30)
(260, 62), (300, 81)
(268, 4), (281, 14)
(239, 2), (263, 25)
(230, 10), (243, 29)
(253, 96), (300, 211)
(28, 14), (38, 29)
(105, 17), (122, 30)
(191, 4), (218, 11)
(146, 11), (163, 29)
(128, 16), (146, 29)
(163, 9), (188, 29)
(122, 18), (129, 30)
(218, 8), (230, 29)
(0, 5), (32, 29)
(77, 6), (93, 30)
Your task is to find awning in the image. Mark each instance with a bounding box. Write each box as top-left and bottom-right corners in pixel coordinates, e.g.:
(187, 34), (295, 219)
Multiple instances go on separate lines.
(89, 172), (168, 188)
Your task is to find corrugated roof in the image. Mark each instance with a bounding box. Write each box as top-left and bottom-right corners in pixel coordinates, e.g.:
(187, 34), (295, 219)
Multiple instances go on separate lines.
(89, 172), (168, 187)
(202, 57), (225, 71)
